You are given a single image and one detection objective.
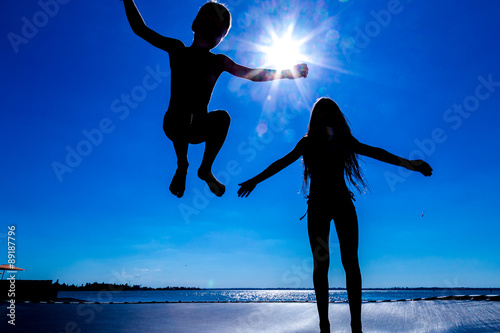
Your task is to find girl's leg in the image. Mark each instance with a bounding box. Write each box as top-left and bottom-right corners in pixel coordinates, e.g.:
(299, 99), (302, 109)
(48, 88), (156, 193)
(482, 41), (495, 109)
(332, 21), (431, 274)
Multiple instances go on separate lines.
(333, 205), (362, 333)
(169, 139), (189, 198)
(307, 206), (332, 333)
(196, 110), (230, 197)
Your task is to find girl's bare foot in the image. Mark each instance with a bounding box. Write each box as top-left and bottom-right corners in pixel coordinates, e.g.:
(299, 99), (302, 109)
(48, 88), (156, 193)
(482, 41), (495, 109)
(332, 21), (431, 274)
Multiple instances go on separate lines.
(320, 320), (330, 333)
(198, 169), (225, 197)
(169, 167), (188, 198)
(351, 323), (362, 333)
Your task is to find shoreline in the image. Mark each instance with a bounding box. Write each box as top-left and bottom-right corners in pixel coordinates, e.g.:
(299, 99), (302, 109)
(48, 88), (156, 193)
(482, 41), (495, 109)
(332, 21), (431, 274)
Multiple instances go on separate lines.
(55, 285), (500, 291)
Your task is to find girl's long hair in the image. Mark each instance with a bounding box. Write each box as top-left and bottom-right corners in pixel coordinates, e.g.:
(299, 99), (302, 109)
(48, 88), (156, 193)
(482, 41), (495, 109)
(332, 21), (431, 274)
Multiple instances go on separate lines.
(303, 98), (367, 196)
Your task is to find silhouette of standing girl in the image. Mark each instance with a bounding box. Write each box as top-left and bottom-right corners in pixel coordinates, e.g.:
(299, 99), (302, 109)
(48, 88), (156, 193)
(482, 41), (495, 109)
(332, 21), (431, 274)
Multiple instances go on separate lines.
(238, 98), (432, 333)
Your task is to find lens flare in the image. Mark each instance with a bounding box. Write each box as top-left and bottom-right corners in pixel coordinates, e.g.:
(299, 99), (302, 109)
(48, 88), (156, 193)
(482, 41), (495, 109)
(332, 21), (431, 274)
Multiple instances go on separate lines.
(256, 123), (268, 136)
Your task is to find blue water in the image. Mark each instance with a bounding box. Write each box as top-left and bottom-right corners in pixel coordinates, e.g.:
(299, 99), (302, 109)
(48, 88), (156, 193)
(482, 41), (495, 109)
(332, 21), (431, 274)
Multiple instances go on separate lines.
(58, 289), (498, 303)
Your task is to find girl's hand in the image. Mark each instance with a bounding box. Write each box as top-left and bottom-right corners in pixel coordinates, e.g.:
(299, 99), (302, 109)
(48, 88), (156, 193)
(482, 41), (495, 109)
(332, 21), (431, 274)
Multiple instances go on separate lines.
(238, 179), (258, 197)
(408, 160), (433, 176)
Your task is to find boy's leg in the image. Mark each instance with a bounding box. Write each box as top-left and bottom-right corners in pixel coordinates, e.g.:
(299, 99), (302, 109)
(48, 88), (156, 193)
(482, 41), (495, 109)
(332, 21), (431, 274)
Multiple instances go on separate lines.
(307, 207), (331, 333)
(169, 139), (189, 198)
(164, 112), (190, 198)
(196, 110), (230, 197)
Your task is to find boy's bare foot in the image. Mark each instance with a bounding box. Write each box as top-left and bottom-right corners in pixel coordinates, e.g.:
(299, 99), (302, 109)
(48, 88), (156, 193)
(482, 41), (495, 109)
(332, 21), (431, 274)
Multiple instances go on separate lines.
(169, 167), (188, 198)
(198, 169), (225, 197)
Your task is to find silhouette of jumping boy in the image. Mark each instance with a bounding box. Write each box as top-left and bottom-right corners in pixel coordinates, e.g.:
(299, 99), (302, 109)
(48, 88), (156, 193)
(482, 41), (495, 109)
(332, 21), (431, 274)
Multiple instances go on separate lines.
(122, 0), (308, 197)
(238, 98), (432, 333)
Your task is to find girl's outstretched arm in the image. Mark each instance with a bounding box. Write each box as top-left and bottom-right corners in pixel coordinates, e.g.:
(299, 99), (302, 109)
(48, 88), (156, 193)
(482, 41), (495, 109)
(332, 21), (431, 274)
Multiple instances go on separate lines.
(222, 56), (308, 82)
(122, 0), (182, 52)
(353, 139), (433, 176)
(238, 138), (306, 197)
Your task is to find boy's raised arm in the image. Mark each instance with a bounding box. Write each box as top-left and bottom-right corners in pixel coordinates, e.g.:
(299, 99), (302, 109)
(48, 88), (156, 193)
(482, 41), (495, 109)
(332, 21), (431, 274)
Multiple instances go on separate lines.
(122, 0), (182, 52)
(353, 139), (433, 176)
(222, 56), (308, 82)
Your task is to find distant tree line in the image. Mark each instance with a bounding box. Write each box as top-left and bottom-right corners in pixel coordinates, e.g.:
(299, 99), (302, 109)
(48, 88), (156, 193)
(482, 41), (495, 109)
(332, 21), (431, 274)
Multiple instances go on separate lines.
(54, 282), (498, 292)
(55, 282), (201, 291)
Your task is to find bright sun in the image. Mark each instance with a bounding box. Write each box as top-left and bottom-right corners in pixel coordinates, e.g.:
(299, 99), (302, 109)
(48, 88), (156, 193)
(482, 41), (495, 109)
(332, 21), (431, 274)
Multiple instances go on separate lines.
(261, 26), (305, 70)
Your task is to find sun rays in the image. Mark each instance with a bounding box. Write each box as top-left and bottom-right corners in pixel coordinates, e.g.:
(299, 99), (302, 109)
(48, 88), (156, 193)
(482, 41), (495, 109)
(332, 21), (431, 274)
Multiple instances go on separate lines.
(230, 1), (354, 137)
(258, 25), (308, 70)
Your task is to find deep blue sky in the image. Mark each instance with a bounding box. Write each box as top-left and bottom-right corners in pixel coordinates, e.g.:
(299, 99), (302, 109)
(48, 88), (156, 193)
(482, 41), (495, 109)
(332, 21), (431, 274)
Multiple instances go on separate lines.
(1, 0), (499, 288)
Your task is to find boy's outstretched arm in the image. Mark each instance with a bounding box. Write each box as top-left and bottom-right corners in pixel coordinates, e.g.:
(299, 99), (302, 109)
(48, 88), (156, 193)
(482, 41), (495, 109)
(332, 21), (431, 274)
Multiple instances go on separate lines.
(223, 56), (308, 82)
(353, 139), (433, 176)
(122, 0), (181, 51)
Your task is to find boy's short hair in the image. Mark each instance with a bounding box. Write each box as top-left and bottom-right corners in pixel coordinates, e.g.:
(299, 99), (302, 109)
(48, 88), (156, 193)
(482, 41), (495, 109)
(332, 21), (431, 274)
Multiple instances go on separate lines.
(192, 1), (232, 37)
